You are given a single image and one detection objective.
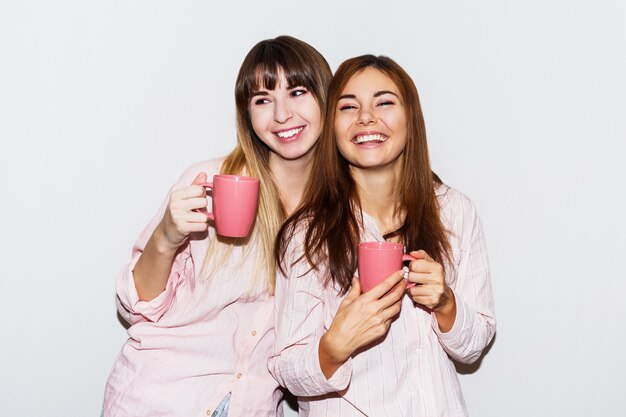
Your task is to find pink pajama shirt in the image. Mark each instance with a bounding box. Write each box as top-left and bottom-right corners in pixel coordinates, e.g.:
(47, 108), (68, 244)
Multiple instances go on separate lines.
(270, 185), (496, 417)
(103, 158), (282, 417)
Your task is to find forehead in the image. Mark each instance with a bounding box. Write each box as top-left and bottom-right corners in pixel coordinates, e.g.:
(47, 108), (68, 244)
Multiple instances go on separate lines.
(340, 68), (400, 97)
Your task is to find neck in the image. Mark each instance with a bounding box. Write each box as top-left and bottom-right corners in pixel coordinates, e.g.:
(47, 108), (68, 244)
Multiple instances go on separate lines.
(270, 153), (315, 216)
(351, 162), (403, 236)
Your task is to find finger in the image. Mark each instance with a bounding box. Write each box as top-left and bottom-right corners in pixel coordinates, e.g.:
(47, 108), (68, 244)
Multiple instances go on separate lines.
(172, 184), (207, 200)
(343, 278), (362, 303)
(377, 279), (407, 308)
(184, 211), (210, 224)
(406, 271), (435, 285)
(363, 270), (404, 301)
(185, 222), (210, 233)
(409, 294), (438, 310)
(380, 299), (403, 321)
(192, 172), (208, 185)
(382, 306), (402, 329)
(179, 197), (209, 211)
(407, 258), (435, 273)
(408, 285), (446, 309)
(409, 250), (433, 262)
(407, 285), (432, 299)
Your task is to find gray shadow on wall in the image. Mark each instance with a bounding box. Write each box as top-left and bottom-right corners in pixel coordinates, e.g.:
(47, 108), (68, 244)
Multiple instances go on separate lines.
(282, 391), (298, 413)
(117, 311), (131, 330)
(454, 333), (497, 374)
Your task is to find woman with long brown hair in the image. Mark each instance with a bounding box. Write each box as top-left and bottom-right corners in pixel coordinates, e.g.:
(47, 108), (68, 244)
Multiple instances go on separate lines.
(102, 36), (331, 417)
(271, 55), (496, 416)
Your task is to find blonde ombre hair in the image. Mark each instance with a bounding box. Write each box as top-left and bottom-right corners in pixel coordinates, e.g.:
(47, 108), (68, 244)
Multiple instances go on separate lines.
(202, 36), (332, 295)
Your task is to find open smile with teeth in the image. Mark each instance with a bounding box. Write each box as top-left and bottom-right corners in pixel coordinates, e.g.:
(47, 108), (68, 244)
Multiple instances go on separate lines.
(276, 126), (304, 139)
(352, 134), (388, 144)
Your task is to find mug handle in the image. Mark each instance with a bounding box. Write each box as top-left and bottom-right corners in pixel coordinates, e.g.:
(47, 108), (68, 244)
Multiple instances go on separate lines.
(402, 254), (417, 289)
(197, 182), (215, 221)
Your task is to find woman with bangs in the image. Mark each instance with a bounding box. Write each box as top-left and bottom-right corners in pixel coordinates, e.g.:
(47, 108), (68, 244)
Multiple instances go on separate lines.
(103, 36), (331, 417)
(271, 55), (496, 416)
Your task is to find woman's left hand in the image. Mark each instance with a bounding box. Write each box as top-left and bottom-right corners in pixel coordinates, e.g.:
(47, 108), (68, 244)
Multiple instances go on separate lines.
(406, 250), (457, 332)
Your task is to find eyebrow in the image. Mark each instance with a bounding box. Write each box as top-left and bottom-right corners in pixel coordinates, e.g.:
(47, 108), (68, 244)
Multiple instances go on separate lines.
(374, 90), (399, 98)
(251, 90), (269, 97)
(338, 90), (399, 100)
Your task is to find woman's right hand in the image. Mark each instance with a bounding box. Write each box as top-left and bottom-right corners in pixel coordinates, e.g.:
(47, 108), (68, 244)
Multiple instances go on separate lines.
(156, 172), (210, 252)
(319, 271), (406, 378)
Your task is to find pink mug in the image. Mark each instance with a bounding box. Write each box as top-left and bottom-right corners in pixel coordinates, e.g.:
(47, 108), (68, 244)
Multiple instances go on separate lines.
(199, 175), (260, 238)
(357, 241), (417, 292)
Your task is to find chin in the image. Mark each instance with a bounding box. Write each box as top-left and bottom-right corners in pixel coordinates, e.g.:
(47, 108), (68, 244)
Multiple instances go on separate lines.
(351, 157), (387, 169)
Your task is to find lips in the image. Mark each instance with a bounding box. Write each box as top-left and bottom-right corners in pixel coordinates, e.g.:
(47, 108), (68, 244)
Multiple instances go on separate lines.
(274, 126), (305, 143)
(351, 133), (389, 145)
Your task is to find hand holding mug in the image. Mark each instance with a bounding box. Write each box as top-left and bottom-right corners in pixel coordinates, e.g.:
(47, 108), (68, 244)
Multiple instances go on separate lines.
(406, 250), (455, 312)
(321, 272), (406, 367)
(158, 172), (211, 251)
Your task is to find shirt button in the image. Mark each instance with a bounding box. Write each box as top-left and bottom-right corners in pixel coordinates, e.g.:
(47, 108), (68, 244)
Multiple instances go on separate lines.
(236, 373), (242, 379)
(251, 330), (257, 336)
(206, 409), (211, 416)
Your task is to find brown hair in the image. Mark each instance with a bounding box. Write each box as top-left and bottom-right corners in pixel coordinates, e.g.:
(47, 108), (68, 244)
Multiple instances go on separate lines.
(204, 36), (332, 295)
(277, 55), (451, 294)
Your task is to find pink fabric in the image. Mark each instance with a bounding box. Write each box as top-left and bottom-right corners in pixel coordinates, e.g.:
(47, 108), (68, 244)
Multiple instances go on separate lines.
(269, 185), (496, 417)
(103, 158), (283, 417)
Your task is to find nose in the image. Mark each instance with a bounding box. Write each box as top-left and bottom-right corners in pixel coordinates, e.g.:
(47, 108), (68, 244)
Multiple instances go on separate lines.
(357, 107), (376, 126)
(274, 100), (293, 124)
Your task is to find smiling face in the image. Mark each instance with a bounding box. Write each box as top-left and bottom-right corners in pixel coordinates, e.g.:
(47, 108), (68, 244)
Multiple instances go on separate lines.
(248, 71), (322, 165)
(334, 68), (407, 173)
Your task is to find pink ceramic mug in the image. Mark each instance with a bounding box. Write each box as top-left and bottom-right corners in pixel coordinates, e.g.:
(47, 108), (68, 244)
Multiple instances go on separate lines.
(357, 241), (417, 292)
(199, 175), (260, 238)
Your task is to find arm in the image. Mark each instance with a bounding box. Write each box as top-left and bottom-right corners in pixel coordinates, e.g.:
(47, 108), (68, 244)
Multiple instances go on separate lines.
(431, 196), (496, 364)
(406, 249), (457, 332)
(133, 172), (209, 301)
(319, 275), (406, 379)
(268, 257), (349, 397)
(115, 168), (212, 324)
(269, 241), (406, 396)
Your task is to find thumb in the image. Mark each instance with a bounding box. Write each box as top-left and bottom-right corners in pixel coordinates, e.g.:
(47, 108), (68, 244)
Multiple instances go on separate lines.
(192, 172), (208, 185)
(343, 278), (361, 304)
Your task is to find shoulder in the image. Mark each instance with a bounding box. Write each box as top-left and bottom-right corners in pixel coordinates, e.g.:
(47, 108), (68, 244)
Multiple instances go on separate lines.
(435, 183), (477, 217)
(435, 183), (483, 248)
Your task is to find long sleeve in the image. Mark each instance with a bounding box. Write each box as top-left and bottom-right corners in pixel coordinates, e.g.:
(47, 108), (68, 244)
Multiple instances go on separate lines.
(269, 243), (353, 397)
(105, 157), (284, 417)
(432, 191), (496, 364)
(114, 162), (213, 325)
(115, 240), (194, 325)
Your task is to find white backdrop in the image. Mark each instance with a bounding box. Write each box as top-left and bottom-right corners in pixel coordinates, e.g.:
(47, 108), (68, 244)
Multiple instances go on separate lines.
(1, 1), (625, 416)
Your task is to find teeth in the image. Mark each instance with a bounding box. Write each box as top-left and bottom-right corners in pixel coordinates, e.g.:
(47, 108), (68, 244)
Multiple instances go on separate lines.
(277, 127), (303, 139)
(353, 134), (387, 144)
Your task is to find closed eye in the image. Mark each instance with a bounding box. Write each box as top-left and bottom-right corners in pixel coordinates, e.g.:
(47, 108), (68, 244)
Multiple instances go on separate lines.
(338, 103), (358, 111)
(377, 100), (395, 107)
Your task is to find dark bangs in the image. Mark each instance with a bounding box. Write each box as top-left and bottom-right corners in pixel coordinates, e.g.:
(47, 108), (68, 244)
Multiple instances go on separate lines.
(235, 40), (322, 109)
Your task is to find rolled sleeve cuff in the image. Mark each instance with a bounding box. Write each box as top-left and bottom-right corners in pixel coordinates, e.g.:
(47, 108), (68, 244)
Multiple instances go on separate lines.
(305, 336), (352, 393)
(431, 291), (469, 351)
(116, 245), (193, 323)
